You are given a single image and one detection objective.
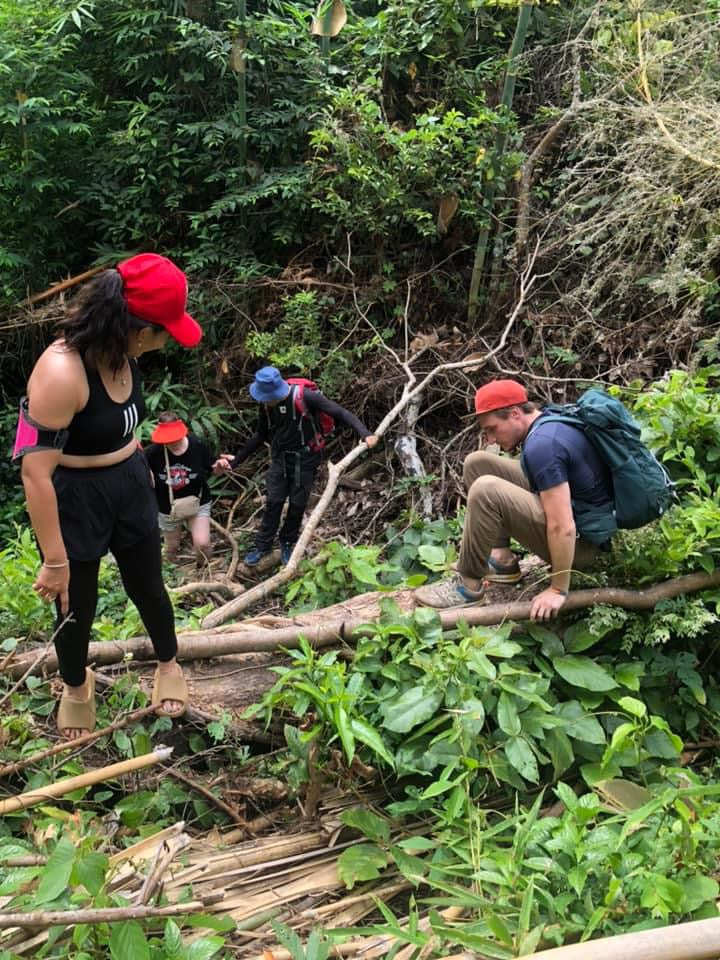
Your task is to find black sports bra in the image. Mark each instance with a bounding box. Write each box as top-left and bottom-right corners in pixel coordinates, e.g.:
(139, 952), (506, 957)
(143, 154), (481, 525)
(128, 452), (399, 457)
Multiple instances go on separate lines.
(62, 358), (145, 456)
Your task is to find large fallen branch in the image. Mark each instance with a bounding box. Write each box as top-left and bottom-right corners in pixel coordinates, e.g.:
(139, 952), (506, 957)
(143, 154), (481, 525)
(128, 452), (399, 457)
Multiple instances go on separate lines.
(11, 571), (720, 677)
(202, 253), (538, 629)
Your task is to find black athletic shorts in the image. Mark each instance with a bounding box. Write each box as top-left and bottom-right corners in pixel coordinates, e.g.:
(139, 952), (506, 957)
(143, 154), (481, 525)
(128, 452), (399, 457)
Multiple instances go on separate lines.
(53, 449), (159, 562)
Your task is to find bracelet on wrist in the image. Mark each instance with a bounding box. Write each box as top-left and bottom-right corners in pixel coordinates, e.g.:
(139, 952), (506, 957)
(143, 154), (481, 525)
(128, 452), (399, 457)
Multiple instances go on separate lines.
(551, 586), (568, 597)
(43, 560), (69, 569)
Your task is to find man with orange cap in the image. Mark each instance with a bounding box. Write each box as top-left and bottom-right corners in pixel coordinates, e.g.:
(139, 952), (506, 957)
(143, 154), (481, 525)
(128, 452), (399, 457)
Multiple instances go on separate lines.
(415, 379), (614, 620)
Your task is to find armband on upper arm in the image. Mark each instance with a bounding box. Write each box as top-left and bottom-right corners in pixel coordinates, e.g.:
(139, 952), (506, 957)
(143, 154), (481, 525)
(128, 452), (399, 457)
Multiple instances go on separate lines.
(12, 397), (69, 460)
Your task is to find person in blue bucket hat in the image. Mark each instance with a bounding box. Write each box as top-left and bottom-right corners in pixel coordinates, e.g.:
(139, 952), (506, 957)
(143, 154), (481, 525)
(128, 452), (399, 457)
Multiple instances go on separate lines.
(215, 366), (379, 567)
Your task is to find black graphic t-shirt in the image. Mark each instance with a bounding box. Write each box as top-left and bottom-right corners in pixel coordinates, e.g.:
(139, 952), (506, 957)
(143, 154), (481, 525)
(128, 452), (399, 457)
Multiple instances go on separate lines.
(144, 435), (215, 514)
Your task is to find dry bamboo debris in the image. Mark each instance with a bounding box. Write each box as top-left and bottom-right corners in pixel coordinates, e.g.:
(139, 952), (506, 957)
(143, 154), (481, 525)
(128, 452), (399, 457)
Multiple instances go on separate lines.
(10, 568), (720, 679)
(0, 807), (428, 957)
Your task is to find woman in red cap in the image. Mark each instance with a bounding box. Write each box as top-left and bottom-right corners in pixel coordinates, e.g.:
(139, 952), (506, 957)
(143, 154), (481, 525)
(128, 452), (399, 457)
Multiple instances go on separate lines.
(144, 411), (216, 564)
(14, 254), (202, 739)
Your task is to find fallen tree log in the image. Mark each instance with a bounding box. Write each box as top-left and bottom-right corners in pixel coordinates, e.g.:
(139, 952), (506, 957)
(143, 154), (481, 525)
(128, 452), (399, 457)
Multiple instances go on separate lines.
(9, 570), (720, 678)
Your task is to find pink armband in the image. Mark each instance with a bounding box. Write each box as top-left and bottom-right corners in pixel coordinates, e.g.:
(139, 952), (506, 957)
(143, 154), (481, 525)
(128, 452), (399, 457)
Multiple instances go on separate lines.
(12, 397), (68, 459)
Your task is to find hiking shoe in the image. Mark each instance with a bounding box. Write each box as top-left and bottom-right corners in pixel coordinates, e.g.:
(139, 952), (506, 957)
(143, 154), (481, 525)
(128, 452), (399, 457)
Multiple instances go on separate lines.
(244, 547), (270, 567)
(414, 573), (486, 609)
(280, 542), (295, 565)
(486, 555), (523, 584)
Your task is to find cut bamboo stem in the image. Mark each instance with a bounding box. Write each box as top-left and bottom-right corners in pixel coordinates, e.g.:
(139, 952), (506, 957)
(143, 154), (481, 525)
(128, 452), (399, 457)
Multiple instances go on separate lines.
(0, 897), (218, 930)
(0, 747), (173, 815)
(521, 915), (720, 959)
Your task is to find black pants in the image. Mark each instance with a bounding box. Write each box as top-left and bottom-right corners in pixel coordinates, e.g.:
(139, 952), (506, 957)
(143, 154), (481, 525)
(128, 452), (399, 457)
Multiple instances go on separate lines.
(54, 526), (177, 686)
(255, 450), (320, 551)
(51, 452), (177, 687)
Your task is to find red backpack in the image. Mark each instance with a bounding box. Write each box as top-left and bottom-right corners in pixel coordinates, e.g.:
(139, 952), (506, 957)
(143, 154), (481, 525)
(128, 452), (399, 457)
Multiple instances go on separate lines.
(287, 377), (335, 452)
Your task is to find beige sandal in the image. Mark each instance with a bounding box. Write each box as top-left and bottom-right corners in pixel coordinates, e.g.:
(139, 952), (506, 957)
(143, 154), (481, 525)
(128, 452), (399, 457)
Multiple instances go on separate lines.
(151, 663), (188, 718)
(57, 669), (96, 737)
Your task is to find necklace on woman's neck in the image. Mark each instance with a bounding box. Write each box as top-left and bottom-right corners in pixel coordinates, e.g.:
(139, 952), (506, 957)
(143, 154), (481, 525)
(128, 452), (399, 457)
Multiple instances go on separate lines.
(113, 360), (130, 387)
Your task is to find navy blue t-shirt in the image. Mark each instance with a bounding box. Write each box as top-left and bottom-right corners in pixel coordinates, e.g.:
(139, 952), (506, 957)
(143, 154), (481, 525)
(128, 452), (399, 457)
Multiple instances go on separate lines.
(522, 415), (613, 507)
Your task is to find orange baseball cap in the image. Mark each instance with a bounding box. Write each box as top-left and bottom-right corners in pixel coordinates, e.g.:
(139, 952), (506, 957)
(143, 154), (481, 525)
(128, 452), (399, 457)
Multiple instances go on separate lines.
(474, 379), (528, 415)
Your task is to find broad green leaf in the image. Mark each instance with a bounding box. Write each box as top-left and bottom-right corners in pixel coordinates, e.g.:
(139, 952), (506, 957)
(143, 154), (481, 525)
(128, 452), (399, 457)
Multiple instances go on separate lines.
(618, 696), (647, 719)
(615, 662), (644, 690)
(396, 837), (436, 851)
(334, 705), (355, 764)
(444, 784), (466, 822)
(497, 692), (521, 736)
(349, 559), (379, 584)
(74, 851), (108, 897)
(417, 544), (446, 566)
(525, 623), (563, 656)
(545, 728), (574, 777)
(164, 921), (184, 960)
(36, 836), (75, 904)
(379, 685), (444, 733)
(554, 781), (578, 812)
(482, 637), (523, 658)
(420, 775), (464, 800)
(412, 607), (443, 645)
(337, 843), (389, 889)
(563, 621), (601, 653)
(186, 937), (224, 960)
(466, 649), (496, 680)
(505, 736), (539, 783)
(349, 717), (395, 768)
(341, 808), (390, 843)
(457, 696), (485, 735)
(109, 920), (149, 960)
(555, 655), (618, 691)
(682, 875), (719, 912)
(555, 701), (606, 744)
(391, 848), (427, 886)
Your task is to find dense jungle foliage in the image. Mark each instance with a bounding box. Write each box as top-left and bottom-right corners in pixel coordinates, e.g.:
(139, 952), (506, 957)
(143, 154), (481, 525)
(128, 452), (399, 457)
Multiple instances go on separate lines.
(3, 1), (720, 959)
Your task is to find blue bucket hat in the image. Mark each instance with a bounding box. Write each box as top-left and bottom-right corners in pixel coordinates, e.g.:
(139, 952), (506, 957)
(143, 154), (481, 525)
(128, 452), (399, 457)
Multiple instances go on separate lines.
(249, 366), (290, 404)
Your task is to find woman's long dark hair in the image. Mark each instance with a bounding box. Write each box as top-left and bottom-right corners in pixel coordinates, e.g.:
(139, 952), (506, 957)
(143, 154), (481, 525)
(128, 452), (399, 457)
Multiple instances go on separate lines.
(55, 269), (150, 373)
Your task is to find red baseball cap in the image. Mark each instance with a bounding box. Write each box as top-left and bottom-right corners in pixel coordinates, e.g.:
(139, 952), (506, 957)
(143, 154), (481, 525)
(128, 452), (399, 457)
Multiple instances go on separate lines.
(151, 419), (188, 444)
(117, 253), (202, 348)
(474, 379), (528, 415)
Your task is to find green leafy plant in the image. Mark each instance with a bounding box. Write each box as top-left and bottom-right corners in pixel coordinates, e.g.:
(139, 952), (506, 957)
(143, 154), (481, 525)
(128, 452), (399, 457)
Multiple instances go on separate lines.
(286, 542), (393, 612)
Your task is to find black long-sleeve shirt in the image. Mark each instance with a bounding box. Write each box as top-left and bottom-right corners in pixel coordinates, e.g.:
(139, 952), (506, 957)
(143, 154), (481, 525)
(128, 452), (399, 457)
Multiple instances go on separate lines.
(232, 389), (371, 465)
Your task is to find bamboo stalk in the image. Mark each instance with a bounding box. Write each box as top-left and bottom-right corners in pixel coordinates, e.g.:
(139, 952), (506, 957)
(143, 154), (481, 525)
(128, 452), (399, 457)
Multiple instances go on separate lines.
(521, 916), (720, 960)
(20, 265), (107, 307)
(0, 705), (160, 779)
(0, 748), (173, 815)
(0, 897), (218, 930)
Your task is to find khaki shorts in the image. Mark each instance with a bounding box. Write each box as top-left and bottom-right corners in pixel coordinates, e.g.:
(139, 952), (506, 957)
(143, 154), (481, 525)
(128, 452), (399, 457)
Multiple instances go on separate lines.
(158, 500), (211, 532)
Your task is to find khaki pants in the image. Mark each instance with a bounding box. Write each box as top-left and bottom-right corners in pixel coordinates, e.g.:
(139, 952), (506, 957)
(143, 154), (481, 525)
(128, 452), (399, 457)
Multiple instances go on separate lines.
(458, 451), (599, 579)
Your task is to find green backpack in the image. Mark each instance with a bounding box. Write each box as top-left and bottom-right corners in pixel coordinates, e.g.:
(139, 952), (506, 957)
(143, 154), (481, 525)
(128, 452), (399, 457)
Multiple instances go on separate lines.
(523, 389), (675, 545)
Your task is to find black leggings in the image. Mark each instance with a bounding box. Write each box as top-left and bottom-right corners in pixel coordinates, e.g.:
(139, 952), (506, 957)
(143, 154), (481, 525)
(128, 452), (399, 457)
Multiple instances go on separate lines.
(54, 527), (177, 687)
